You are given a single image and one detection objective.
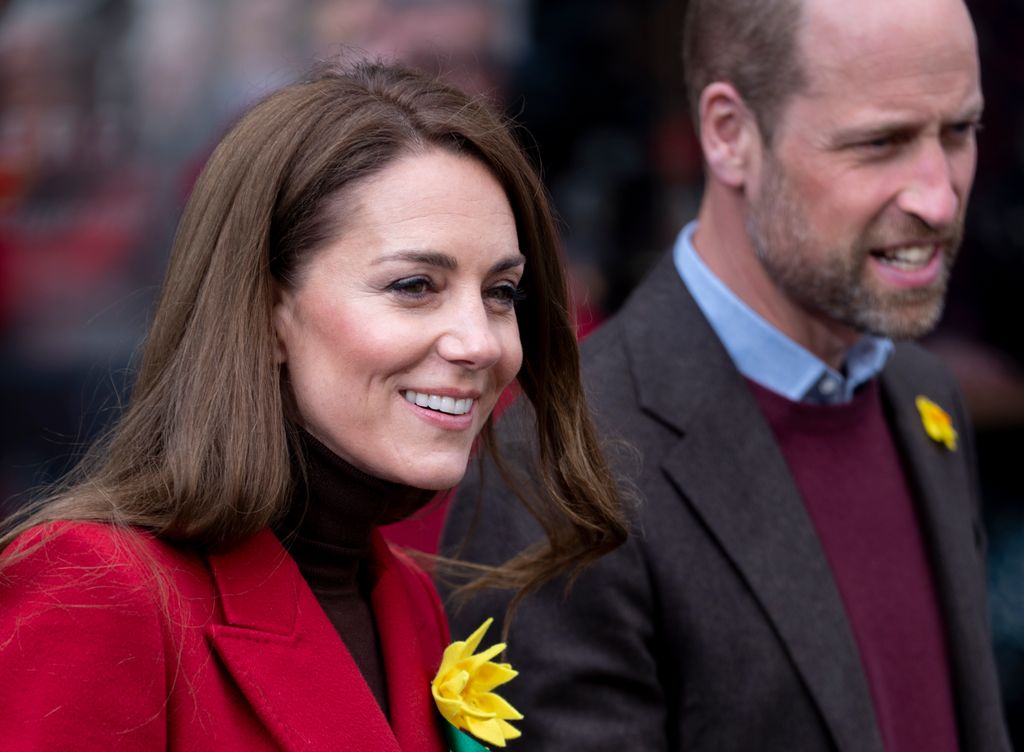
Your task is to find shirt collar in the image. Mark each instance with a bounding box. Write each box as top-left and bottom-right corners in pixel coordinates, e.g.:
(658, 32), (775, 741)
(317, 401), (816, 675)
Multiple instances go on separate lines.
(672, 221), (893, 404)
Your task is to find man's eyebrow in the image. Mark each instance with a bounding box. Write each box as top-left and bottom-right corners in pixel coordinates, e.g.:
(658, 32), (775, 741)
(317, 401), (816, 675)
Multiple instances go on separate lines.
(829, 101), (987, 148)
(828, 120), (918, 147)
(955, 99), (985, 124)
(373, 250), (526, 273)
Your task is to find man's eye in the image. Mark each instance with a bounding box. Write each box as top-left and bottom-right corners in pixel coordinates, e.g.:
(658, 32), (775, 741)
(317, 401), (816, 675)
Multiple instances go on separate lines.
(388, 276), (433, 296)
(947, 120), (982, 140)
(859, 134), (902, 151)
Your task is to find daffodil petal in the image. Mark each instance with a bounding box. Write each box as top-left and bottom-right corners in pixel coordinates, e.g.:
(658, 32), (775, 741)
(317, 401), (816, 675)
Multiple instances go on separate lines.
(916, 396), (958, 451)
(461, 617), (494, 656)
(436, 703), (462, 722)
(473, 691), (523, 720)
(431, 618), (522, 748)
(469, 642), (507, 667)
(458, 704), (498, 720)
(489, 695), (524, 720)
(439, 640), (470, 667)
(465, 716), (508, 748)
(496, 718), (522, 740)
(472, 662), (518, 692)
(440, 670), (470, 694)
(432, 691), (462, 712)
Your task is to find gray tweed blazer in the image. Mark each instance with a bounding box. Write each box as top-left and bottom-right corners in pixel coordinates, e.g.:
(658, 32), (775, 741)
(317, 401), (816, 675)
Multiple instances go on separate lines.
(441, 249), (1011, 752)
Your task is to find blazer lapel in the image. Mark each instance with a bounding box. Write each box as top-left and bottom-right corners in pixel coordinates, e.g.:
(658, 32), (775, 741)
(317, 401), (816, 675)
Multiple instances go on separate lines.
(621, 255), (883, 752)
(206, 529), (402, 752)
(881, 356), (1008, 751)
(881, 364), (981, 620)
(370, 533), (447, 752)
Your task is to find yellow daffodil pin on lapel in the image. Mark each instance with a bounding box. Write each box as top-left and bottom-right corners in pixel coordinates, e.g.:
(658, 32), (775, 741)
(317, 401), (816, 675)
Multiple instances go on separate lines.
(915, 396), (958, 451)
(432, 617), (523, 750)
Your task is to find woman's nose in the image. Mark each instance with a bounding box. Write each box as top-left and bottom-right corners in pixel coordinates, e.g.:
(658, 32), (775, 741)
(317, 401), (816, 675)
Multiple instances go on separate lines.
(435, 299), (503, 370)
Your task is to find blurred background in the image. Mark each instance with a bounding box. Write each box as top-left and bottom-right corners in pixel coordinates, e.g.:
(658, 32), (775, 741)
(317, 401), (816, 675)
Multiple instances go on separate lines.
(0, 0), (1021, 743)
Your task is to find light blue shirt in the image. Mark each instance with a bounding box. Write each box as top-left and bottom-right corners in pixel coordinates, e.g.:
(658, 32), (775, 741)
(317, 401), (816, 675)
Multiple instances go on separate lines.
(672, 221), (893, 404)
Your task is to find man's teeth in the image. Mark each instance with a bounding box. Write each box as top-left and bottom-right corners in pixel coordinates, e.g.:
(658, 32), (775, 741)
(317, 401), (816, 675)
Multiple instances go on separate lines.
(403, 390), (473, 415)
(874, 245), (935, 270)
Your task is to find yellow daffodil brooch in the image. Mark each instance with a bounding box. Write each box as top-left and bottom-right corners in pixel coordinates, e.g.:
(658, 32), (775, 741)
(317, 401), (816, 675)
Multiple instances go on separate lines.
(432, 617), (523, 750)
(916, 395), (958, 451)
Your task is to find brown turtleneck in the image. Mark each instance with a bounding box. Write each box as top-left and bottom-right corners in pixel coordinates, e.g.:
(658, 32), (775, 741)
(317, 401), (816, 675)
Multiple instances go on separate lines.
(275, 431), (435, 718)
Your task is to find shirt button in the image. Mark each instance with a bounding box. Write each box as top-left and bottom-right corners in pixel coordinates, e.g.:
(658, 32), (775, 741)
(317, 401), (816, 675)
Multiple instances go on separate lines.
(819, 377), (838, 396)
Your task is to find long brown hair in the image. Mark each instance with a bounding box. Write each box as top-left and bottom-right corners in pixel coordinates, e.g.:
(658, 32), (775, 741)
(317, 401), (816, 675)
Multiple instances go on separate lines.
(1, 60), (625, 596)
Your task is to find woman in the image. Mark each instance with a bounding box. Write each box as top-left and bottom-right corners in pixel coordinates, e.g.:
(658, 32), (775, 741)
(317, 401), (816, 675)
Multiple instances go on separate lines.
(0, 61), (624, 750)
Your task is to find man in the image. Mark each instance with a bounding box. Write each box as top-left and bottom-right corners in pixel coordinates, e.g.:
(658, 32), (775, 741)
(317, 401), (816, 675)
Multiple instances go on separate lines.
(441, 0), (1013, 750)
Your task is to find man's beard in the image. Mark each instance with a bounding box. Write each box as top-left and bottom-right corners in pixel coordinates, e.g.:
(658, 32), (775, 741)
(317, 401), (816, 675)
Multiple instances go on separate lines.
(745, 157), (962, 340)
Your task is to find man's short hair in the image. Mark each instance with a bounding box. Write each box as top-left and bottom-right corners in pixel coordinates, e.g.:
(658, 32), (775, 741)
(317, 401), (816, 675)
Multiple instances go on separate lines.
(682, 0), (807, 143)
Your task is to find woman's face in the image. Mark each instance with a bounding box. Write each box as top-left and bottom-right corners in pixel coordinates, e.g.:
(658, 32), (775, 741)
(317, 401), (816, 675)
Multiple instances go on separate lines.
(273, 149), (525, 489)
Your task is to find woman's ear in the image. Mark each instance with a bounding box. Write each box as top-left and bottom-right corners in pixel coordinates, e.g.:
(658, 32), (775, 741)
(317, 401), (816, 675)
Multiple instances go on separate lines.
(270, 285), (291, 365)
(698, 82), (762, 190)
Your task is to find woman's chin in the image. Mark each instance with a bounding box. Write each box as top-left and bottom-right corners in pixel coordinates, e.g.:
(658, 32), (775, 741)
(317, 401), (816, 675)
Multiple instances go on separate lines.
(392, 443), (481, 490)
(404, 467), (467, 493)
(378, 457), (469, 493)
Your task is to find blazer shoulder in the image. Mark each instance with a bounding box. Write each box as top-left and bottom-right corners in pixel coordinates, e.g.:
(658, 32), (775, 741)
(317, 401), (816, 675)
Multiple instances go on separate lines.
(3, 520), (171, 592)
(0, 520), (213, 639)
(0, 522), (173, 746)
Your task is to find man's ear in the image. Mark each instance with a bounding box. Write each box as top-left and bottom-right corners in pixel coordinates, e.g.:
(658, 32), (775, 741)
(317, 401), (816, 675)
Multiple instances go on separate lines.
(698, 82), (762, 189)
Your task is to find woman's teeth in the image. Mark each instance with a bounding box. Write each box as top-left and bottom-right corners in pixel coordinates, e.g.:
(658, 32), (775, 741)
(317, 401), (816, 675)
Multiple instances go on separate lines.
(403, 390), (473, 415)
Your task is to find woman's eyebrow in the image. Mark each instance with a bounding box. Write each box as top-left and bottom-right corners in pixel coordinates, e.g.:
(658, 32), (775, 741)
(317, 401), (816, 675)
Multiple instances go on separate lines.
(373, 250), (458, 269)
(373, 251), (526, 274)
(491, 254), (526, 274)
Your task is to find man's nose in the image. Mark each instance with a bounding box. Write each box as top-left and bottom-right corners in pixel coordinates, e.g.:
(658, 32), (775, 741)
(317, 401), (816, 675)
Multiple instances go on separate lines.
(895, 140), (961, 230)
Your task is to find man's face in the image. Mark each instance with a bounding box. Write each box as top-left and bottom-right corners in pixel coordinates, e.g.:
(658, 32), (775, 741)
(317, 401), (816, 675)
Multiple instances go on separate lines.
(746, 0), (983, 341)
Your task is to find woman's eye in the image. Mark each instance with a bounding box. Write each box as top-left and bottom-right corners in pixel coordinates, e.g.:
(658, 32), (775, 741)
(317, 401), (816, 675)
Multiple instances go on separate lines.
(387, 276), (433, 297)
(486, 283), (525, 307)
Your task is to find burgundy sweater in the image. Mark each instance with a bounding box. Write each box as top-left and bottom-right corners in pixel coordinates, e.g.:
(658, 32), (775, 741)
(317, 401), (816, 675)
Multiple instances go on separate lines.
(749, 379), (960, 752)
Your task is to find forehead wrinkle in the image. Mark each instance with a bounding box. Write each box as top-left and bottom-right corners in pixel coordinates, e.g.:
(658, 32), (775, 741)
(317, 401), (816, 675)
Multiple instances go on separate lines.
(804, 44), (978, 99)
(790, 48), (980, 141)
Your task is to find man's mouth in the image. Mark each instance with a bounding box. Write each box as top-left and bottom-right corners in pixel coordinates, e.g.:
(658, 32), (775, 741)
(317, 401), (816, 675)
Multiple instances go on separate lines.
(403, 390), (474, 416)
(869, 243), (941, 271)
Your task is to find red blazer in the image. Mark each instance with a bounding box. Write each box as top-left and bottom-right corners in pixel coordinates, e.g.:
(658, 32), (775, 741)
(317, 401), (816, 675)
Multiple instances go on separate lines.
(0, 522), (451, 751)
